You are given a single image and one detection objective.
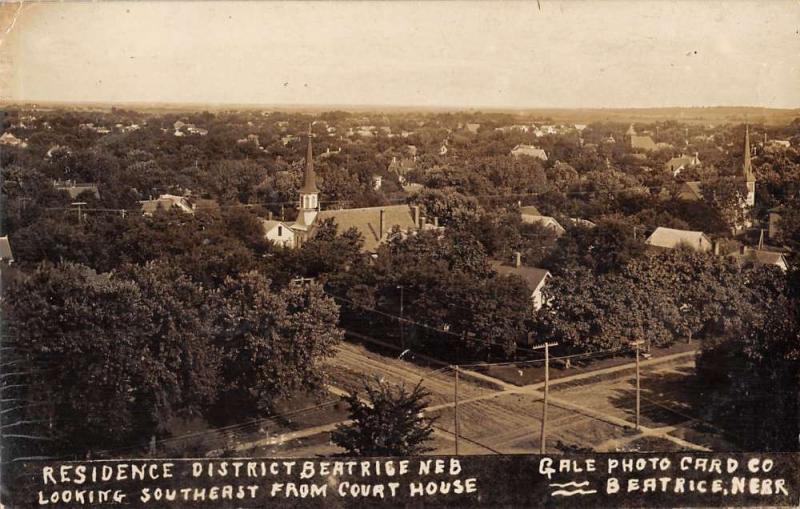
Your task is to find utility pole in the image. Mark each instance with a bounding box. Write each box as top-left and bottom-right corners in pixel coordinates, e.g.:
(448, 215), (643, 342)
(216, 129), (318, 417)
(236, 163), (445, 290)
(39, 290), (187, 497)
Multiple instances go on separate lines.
(453, 364), (460, 455)
(71, 202), (87, 224)
(533, 341), (558, 454)
(630, 340), (644, 431)
(397, 285), (405, 350)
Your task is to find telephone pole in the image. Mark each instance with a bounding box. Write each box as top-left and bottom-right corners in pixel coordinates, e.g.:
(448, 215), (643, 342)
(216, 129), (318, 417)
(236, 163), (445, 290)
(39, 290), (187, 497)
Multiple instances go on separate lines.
(71, 202), (87, 224)
(453, 364), (460, 455)
(533, 341), (558, 454)
(630, 340), (644, 431)
(397, 285), (405, 350)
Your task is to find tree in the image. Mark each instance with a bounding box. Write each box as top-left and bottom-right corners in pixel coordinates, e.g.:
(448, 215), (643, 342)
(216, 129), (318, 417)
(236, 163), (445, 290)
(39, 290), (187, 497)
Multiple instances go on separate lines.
(2, 261), (220, 454)
(696, 266), (799, 451)
(331, 378), (436, 456)
(213, 273), (343, 419)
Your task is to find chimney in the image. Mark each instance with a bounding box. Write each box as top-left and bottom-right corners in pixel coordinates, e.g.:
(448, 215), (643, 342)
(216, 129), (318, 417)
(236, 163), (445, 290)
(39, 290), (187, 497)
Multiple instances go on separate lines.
(268, 211), (273, 220)
(712, 240), (720, 256)
(433, 217), (439, 227)
(740, 244), (747, 255)
(758, 229), (764, 250)
(513, 251), (521, 268)
(379, 209), (385, 239)
(420, 215), (426, 229)
(412, 205), (420, 227)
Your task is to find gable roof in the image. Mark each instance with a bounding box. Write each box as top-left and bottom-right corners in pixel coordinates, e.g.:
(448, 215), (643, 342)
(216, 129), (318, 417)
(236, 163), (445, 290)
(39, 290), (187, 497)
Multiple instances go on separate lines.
(665, 155), (699, 173)
(511, 144), (548, 160)
(260, 219), (293, 232)
(645, 227), (712, 251)
(519, 205), (541, 216)
(140, 195), (194, 215)
(630, 135), (657, 151)
(54, 182), (100, 199)
(729, 248), (788, 270)
(678, 181), (703, 201)
(490, 260), (550, 293)
(520, 214), (566, 234)
(315, 204), (417, 252)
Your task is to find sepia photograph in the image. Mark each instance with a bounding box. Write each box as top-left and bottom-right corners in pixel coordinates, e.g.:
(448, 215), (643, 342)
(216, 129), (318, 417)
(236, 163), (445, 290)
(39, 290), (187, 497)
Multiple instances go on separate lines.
(0, 1), (798, 507)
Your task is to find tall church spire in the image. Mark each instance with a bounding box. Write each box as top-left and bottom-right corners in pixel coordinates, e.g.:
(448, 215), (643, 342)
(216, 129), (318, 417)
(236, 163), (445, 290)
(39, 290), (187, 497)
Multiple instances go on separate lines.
(743, 124), (754, 182)
(300, 123), (319, 193)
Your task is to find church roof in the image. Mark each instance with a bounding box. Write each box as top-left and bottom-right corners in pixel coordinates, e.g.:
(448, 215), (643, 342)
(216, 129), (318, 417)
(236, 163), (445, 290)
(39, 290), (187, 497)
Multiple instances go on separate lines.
(315, 205), (417, 252)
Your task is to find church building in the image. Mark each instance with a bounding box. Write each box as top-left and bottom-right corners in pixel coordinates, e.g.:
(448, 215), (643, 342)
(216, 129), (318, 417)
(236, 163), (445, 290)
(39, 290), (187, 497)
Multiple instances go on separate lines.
(287, 126), (428, 252)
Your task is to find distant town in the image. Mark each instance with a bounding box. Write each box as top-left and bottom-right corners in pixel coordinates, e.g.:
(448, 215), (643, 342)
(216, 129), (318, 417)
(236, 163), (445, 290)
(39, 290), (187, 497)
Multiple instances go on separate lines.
(1, 105), (798, 469)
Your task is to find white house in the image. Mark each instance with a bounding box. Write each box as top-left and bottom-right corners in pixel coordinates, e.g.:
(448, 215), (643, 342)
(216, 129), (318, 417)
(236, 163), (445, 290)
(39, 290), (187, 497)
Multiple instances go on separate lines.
(645, 227), (713, 252)
(511, 144), (548, 161)
(520, 214), (566, 236)
(491, 254), (551, 311)
(261, 219), (295, 248)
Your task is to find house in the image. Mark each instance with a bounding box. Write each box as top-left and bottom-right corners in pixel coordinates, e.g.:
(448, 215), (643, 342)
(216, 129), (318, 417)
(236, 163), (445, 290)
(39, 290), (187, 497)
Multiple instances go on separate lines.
(511, 144), (548, 161)
(568, 217), (597, 229)
(261, 219), (295, 248)
(290, 127), (426, 252)
(645, 227), (712, 252)
(140, 194), (194, 215)
(388, 156), (416, 178)
(490, 253), (551, 311)
(237, 134), (260, 147)
(675, 126), (756, 217)
(465, 123), (480, 134)
(626, 125), (657, 151)
(0, 236), (12, 264)
(727, 246), (789, 272)
(520, 214), (566, 236)
(0, 132), (27, 148)
(372, 175), (382, 191)
(192, 198), (220, 212)
(677, 181), (704, 201)
(53, 180), (100, 200)
(0, 236), (13, 299)
(519, 205), (541, 216)
(768, 208), (783, 241)
(665, 153), (701, 176)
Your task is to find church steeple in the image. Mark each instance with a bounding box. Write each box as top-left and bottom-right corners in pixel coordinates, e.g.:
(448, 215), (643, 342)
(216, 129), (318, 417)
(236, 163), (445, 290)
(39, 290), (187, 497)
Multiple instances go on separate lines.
(743, 124), (754, 182)
(300, 123), (319, 194)
(296, 123), (320, 228)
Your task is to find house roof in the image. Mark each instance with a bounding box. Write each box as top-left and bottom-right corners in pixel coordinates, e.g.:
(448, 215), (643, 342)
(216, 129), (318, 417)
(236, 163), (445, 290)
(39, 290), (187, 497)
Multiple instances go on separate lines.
(520, 214), (565, 234)
(511, 144), (548, 160)
(54, 183), (100, 199)
(0, 236), (12, 261)
(315, 204), (417, 252)
(665, 155), (697, 171)
(490, 260), (550, 293)
(729, 248), (788, 269)
(260, 219), (292, 232)
(645, 227), (711, 250)
(678, 181), (703, 200)
(519, 205), (541, 216)
(140, 195), (193, 215)
(630, 135), (657, 151)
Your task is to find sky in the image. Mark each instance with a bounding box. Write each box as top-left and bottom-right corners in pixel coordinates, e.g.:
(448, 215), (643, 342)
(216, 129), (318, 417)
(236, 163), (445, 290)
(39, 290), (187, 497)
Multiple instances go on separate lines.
(1, 1), (799, 109)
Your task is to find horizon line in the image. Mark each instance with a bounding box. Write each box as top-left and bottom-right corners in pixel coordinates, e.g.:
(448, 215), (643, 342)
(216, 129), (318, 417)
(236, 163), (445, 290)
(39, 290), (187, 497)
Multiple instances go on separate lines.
(3, 100), (800, 113)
